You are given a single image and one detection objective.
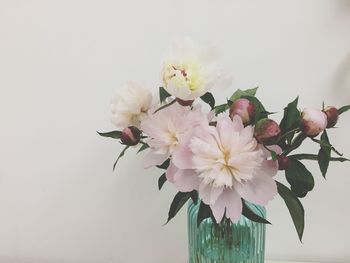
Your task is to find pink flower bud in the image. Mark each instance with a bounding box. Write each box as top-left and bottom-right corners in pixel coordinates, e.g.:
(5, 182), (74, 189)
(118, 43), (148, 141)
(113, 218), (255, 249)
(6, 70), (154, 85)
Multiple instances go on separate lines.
(300, 108), (327, 137)
(229, 98), (256, 125)
(254, 118), (281, 145)
(277, 155), (290, 170)
(324, 106), (339, 128)
(121, 126), (141, 146)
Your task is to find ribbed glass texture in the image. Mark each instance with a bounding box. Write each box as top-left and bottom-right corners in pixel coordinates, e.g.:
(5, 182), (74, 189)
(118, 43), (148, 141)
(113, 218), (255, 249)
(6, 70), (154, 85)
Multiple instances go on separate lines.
(188, 201), (266, 263)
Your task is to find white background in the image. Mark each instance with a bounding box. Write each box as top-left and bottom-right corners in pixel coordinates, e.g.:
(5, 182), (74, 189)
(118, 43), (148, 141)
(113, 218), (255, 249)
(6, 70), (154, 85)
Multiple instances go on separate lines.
(1, 0), (350, 262)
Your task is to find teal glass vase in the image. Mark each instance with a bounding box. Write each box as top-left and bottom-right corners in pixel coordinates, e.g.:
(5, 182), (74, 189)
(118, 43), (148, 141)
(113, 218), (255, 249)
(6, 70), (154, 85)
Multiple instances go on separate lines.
(187, 200), (266, 263)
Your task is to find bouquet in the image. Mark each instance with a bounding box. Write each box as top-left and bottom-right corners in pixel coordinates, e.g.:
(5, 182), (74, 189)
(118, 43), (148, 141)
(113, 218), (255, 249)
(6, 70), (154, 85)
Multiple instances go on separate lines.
(99, 39), (349, 242)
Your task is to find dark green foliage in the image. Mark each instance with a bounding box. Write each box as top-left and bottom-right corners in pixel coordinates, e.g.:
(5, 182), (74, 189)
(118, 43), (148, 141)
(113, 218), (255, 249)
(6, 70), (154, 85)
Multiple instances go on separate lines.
(277, 181), (305, 242)
(285, 158), (314, 197)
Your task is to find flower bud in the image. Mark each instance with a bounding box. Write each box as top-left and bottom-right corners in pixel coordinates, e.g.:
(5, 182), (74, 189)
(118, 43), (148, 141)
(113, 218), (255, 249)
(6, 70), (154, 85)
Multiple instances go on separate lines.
(277, 155), (290, 170)
(121, 126), (141, 146)
(324, 106), (339, 128)
(229, 98), (256, 125)
(254, 118), (281, 145)
(300, 108), (327, 137)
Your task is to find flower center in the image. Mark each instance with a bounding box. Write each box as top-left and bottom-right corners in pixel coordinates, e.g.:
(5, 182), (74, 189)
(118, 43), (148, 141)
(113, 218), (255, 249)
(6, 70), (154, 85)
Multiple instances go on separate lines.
(163, 62), (203, 92)
(221, 150), (239, 180)
(168, 132), (179, 151)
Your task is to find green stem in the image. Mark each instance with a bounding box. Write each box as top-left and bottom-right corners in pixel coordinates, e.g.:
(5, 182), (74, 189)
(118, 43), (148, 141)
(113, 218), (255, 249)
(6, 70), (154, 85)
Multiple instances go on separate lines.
(283, 133), (307, 155)
(310, 137), (343, 156)
(278, 128), (301, 142)
(154, 99), (176, 114)
(262, 145), (278, 160)
(289, 154), (349, 162)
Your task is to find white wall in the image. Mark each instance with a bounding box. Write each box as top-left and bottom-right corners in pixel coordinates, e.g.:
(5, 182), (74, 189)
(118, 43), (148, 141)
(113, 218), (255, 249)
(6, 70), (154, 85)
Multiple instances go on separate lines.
(1, 0), (350, 262)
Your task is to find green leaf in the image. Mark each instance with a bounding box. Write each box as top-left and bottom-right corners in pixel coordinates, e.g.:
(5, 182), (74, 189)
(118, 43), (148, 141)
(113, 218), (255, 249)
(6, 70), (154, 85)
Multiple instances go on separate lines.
(158, 173), (167, 190)
(242, 200), (271, 224)
(318, 130), (331, 178)
(279, 97), (301, 145)
(270, 150), (278, 161)
(137, 143), (149, 153)
(189, 191), (199, 204)
(97, 130), (122, 139)
(159, 87), (171, 103)
(156, 159), (170, 170)
(291, 186), (308, 198)
(285, 158), (314, 197)
(197, 201), (215, 227)
(154, 99), (176, 113)
(311, 138), (343, 157)
(276, 181), (305, 242)
(289, 154), (349, 162)
(166, 192), (191, 224)
(200, 92), (215, 109)
(338, 105), (350, 115)
(214, 103), (229, 114)
(112, 145), (130, 171)
(230, 87), (258, 102)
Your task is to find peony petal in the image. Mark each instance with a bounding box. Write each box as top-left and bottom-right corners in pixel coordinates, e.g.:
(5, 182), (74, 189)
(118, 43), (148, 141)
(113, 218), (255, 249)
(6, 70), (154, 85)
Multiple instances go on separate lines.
(231, 115), (244, 132)
(234, 175), (277, 206)
(166, 81), (192, 100)
(166, 161), (178, 183)
(238, 126), (256, 151)
(172, 133), (194, 170)
(173, 169), (200, 192)
(111, 81), (152, 129)
(216, 115), (237, 147)
(260, 159), (279, 177)
(199, 183), (224, 205)
(267, 145), (283, 155)
(143, 151), (168, 169)
(256, 144), (280, 177)
(210, 192), (227, 223)
(260, 144), (282, 158)
(210, 188), (243, 223)
(224, 189), (243, 223)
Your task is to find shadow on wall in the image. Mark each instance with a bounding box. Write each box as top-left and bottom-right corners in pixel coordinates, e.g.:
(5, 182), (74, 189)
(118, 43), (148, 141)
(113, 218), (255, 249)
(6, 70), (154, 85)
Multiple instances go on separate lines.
(337, 0), (350, 13)
(332, 53), (350, 102)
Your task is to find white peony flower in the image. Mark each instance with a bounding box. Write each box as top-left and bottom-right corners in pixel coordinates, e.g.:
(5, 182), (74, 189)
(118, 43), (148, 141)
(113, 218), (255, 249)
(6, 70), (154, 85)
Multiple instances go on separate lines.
(161, 39), (231, 101)
(110, 81), (153, 129)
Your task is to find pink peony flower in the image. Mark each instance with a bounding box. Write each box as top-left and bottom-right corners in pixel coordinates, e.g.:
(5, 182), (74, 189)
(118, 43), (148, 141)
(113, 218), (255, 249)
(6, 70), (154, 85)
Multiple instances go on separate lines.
(171, 115), (279, 223)
(140, 103), (208, 168)
(301, 108), (327, 137)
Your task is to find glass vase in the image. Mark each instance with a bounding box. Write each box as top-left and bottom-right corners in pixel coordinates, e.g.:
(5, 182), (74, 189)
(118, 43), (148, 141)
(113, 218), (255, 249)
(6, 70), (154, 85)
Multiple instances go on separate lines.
(187, 200), (266, 263)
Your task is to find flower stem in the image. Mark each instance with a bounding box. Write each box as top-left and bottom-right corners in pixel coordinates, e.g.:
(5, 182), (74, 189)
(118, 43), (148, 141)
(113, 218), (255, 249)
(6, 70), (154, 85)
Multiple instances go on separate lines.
(283, 133), (307, 155)
(278, 127), (300, 142)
